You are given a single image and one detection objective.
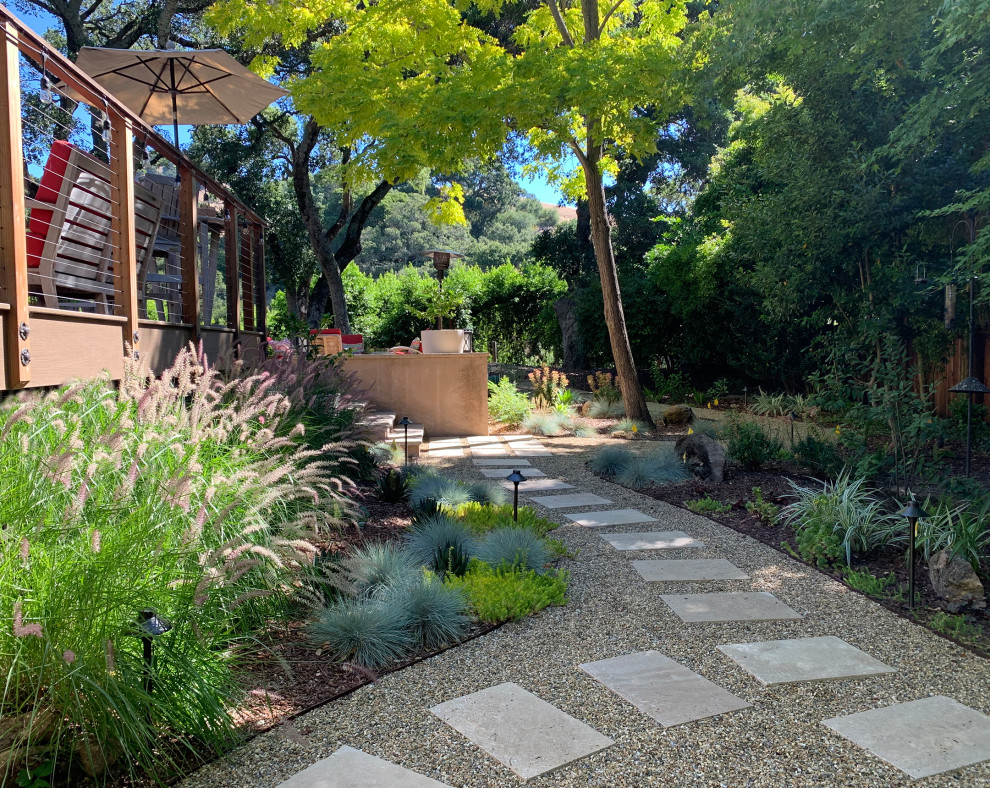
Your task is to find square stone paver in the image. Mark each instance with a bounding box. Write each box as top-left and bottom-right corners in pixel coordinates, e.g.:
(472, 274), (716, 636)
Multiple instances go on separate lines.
(431, 682), (613, 780)
(466, 436), (500, 444)
(480, 467), (546, 478)
(632, 559), (749, 582)
(428, 448), (465, 457)
(661, 592), (802, 622)
(823, 696), (990, 779)
(602, 531), (704, 550)
(564, 509), (657, 527)
(473, 459), (533, 467)
(531, 493), (612, 509)
(511, 450), (553, 457)
(501, 479), (575, 493)
(276, 746), (453, 787)
(580, 650), (751, 728)
(718, 636), (896, 685)
(427, 439), (464, 448)
(471, 448), (511, 457)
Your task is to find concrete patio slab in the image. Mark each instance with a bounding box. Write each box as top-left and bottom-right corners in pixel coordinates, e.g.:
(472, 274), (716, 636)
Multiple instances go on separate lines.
(531, 493), (613, 509)
(275, 746), (453, 788)
(564, 509), (658, 528)
(430, 682), (613, 780)
(501, 479), (575, 493)
(580, 650), (751, 728)
(480, 467), (546, 478)
(472, 458), (533, 466)
(718, 636), (896, 685)
(823, 696), (990, 779)
(601, 531), (704, 550)
(632, 559), (748, 582)
(661, 592), (803, 622)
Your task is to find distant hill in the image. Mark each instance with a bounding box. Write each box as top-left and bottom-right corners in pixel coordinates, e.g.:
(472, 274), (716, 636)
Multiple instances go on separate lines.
(542, 202), (577, 224)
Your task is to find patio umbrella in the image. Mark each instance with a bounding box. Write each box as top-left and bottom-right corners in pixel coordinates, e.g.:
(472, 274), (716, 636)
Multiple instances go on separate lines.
(62, 46), (289, 149)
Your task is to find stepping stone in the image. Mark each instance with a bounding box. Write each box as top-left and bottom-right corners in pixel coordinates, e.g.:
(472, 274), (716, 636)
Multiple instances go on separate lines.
(428, 448), (465, 457)
(823, 696), (990, 779)
(661, 592), (802, 623)
(531, 493), (613, 509)
(632, 559), (748, 582)
(564, 509), (657, 528)
(718, 636), (896, 686)
(427, 439), (464, 448)
(511, 449), (553, 457)
(602, 531), (704, 550)
(480, 467), (546, 478)
(466, 436), (499, 444)
(473, 458), (533, 467)
(501, 479), (575, 493)
(471, 448), (511, 457)
(502, 435), (536, 442)
(580, 651), (751, 728)
(276, 745), (453, 788)
(431, 682), (613, 780)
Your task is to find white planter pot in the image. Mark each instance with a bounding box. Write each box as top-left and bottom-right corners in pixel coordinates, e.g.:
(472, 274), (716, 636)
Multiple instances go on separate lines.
(420, 329), (465, 354)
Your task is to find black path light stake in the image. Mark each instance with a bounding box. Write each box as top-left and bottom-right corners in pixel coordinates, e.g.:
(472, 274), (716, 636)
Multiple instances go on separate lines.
(788, 411), (797, 445)
(506, 469), (527, 522)
(898, 498), (929, 610)
(398, 416), (412, 467)
(743, 386), (748, 408)
(134, 609), (172, 698)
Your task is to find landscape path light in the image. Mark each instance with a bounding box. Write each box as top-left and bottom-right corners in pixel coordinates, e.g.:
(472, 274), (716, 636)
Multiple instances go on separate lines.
(898, 498), (929, 610)
(948, 376), (990, 477)
(132, 609), (172, 698)
(398, 416), (412, 467)
(506, 469), (527, 522)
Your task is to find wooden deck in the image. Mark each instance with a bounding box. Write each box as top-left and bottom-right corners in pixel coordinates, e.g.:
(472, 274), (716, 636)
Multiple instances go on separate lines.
(0, 8), (266, 391)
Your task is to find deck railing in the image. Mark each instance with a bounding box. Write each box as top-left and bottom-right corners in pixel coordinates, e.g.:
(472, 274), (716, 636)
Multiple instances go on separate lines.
(0, 7), (266, 390)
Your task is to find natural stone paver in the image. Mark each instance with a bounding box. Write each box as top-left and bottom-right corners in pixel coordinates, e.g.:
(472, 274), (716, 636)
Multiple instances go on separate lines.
(718, 636), (896, 685)
(511, 450), (553, 457)
(661, 592), (803, 622)
(564, 509), (657, 527)
(479, 467), (546, 478)
(427, 439), (464, 448)
(430, 682), (613, 780)
(466, 436), (499, 444)
(580, 650), (751, 728)
(501, 479), (575, 493)
(276, 746), (453, 788)
(823, 696), (990, 779)
(531, 493), (612, 509)
(602, 531), (704, 550)
(632, 558), (748, 582)
(428, 448), (465, 457)
(470, 448), (511, 457)
(472, 458), (533, 466)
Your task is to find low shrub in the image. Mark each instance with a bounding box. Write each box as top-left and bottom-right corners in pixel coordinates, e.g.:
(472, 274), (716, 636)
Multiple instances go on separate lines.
(378, 466), (407, 502)
(745, 487), (780, 525)
(476, 528), (551, 573)
(455, 502), (558, 537)
(842, 567), (897, 597)
(686, 496), (732, 515)
(488, 377), (531, 425)
(649, 364), (691, 402)
(445, 560), (569, 623)
(793, 433), (844, 478)
(529, 367), (570, 409)
(309, 598), (412, 668)
(403, 515), (477, 575)
(723, 415), (783, 469)
(588, 446), (634, 478)
(588, 371), (622, 404)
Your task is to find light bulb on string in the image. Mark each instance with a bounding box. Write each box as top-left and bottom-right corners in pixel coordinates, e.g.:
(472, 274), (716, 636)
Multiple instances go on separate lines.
(39, 75), (54, 106)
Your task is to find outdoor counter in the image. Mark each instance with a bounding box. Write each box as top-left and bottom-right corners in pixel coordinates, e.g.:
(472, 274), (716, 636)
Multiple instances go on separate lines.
(341, 352), (489, 437)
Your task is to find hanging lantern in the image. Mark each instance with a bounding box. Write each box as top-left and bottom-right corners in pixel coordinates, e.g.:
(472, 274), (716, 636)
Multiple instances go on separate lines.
(914, 263), (927, 285)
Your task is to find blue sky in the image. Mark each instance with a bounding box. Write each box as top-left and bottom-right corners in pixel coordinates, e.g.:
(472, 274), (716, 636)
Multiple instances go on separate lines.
(19, 4), (569, 205)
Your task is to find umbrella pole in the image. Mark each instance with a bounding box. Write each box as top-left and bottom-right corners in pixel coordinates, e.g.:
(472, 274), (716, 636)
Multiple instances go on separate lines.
(171, 82), (181, 181)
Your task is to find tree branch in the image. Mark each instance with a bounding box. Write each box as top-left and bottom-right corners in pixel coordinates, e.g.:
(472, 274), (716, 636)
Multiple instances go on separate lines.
(547, 0), (574, 47)
(598, 0), (626, 35)
(324, 147), (353, 243)
(334, 179), (393, 268)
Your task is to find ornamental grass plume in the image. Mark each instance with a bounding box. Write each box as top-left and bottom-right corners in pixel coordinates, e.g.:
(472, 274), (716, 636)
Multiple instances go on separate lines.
(0, 345), (365, 782)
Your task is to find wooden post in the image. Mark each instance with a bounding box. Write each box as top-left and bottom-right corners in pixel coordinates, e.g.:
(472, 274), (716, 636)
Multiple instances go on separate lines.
(178, 162), (200, 336)
(0, 23), (30, 387)
(108, 110), (140, 360)
(224, 201), (240, 336)
(254, 225), (267, 338)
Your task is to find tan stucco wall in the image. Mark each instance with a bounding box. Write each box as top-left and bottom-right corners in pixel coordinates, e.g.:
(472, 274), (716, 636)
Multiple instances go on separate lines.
(342, 352), (489, 437)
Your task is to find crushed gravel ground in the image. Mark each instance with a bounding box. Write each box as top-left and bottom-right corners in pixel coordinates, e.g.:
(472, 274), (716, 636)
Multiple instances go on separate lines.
(180, 435), (990, 788)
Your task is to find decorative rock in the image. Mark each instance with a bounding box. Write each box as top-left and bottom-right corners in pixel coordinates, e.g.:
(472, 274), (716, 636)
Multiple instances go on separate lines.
(673, 433), (726, 482)
(663, 404), (694, 426)
(929, 549), (986, 610)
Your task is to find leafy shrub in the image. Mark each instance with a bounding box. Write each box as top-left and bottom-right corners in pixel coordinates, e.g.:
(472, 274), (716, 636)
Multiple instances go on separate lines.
(793, 433), (844, 478)
(455, 502), (558, 537)
(488, 377), (531, 425)
(393, 576), (471, 649)
(649, 363), (690, 402)
(780, 472), (896, 566)
(706, 378), (730, 403)
(589, 445), (634, 477)
(476, 528), (552, 573)
(0, 349), (361, 779)
(553, 388), (576, 414)
(587, 371), (622, 403)
(745, 487), (780, 525)
(309, 598), (412, 668)
(723, 415), (783, 469)
(445, 560), (569, 623)
(403, 515), (477, 574)
(686, 496), (732, 515)
(529, 367), (570, 409)
(522, 411), (573, 436)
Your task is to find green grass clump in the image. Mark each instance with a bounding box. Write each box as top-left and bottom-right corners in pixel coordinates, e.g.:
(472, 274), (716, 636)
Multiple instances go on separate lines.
(455, 502), (558, 537)
(403, 515), (477, 574)
(842, 567), (897, 598)
(445, 560), (569, 623)
(686, 496), (732, 515)
(589, 445), (634, 477)
(309, 598), (412, 668)
(476, 528), (552, 573)
(488, 377), (532, 425)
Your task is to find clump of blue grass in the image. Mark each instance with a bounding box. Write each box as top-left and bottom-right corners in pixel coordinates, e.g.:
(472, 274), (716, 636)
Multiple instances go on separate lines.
(403, 514), (477, 572)
(609, 417), (651, 437)
(648, 443), (693, 484)
(465, 480), (509, 506)
(589, 445), (634, 478)
(343, 542), (419, 597)
(309, 597), (413, 668)
(407, 472), (471, 514)
(394, 576), (471, 649)
(476, 527), (551, 573)
(521, 411), (573, 436)
(588, 400), (614, 418)
(573, 424), (597, 438)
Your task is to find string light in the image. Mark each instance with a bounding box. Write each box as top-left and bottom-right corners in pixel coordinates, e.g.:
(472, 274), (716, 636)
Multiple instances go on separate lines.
(39, 54), (53, 105)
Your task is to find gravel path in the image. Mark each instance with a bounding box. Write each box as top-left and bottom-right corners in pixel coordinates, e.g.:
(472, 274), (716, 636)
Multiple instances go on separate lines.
(180, 435), (990, 788)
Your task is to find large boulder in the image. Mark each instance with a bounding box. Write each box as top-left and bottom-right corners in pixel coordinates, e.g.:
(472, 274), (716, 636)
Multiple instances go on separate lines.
(674, 433), (726, 482)
(663, 404), (694, 426)
(929, 549), (986, 611)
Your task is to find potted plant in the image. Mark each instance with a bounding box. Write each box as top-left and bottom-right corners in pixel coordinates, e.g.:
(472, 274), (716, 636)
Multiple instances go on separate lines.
(413, 285), (467, 353)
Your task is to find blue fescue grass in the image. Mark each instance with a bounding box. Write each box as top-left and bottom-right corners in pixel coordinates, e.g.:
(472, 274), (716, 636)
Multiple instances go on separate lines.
(588, 445), (634, 478)
(309, 598), (413, 668)
(476, 527), (552, 573)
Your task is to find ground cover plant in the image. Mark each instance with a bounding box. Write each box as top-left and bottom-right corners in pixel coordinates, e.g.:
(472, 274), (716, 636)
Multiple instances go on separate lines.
(0, 348), (363, 784)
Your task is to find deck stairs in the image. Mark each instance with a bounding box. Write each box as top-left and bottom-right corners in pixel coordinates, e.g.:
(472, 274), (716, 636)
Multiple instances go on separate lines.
(359, 411), (425, 458)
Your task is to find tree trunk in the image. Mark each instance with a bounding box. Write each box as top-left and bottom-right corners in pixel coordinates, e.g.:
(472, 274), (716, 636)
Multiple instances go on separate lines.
(307, 275), (329, 329)
(581, 161), (652, 424)
(554, 295), (586, 369)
